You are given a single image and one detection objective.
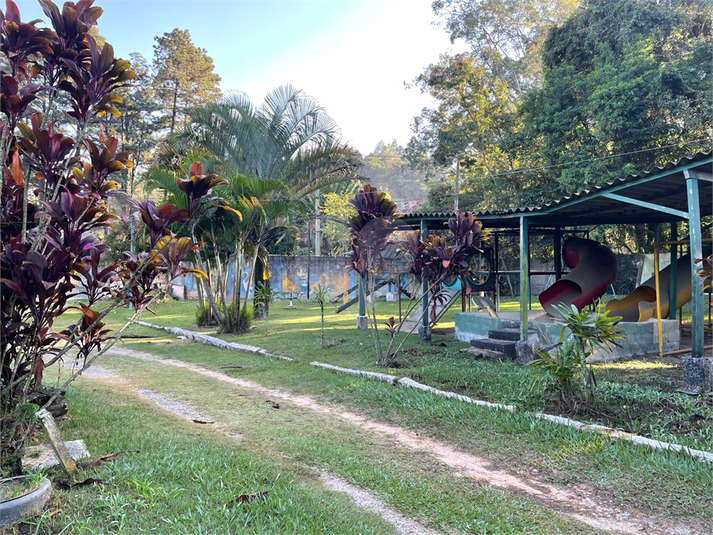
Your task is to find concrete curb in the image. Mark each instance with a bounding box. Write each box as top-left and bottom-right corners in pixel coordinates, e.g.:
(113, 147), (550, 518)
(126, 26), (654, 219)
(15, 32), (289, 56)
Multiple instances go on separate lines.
(309, 361), (515, 411)
(395, 377), (516, 411)
(138, 323), (712, 464)
(309, 362), (399, 384)
(137, 322), (293, 361)
(309, 361), (712, 464)
(533, 413), (713, 464)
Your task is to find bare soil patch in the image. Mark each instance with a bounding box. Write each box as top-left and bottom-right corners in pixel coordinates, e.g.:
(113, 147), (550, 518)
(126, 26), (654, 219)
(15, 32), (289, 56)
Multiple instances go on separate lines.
(320, 473), (441, 535)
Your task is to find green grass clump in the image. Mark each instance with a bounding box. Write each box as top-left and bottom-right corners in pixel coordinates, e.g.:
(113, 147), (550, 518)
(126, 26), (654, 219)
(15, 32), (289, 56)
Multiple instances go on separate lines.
(24, 388), (397, 535)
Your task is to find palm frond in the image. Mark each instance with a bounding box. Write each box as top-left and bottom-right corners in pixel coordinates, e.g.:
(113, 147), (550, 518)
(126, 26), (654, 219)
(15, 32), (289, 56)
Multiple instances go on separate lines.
(287, 141), (364, 198)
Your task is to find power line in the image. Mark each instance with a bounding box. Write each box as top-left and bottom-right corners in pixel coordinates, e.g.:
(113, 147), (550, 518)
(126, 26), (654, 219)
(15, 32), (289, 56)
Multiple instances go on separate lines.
(462, 138), (712, 180)
(356, 138), (712, 204)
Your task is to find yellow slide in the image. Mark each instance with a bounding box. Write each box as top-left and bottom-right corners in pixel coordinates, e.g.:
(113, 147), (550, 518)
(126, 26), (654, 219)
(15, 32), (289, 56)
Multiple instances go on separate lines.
(605, 254), (692, 322)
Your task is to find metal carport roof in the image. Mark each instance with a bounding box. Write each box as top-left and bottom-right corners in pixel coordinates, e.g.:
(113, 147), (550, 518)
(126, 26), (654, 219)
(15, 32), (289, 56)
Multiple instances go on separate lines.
(400, 151), (712, 229)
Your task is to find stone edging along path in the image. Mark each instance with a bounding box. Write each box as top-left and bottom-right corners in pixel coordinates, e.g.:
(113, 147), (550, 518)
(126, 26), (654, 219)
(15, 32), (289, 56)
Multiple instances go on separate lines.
(137, 321), (713, 464)
(136, 321), (293, 361)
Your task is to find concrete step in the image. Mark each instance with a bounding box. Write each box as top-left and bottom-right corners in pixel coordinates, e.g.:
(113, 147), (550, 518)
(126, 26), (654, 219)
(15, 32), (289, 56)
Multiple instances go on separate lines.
(487, 328), (521, 341)
(487, 328), (535, 341)
(469, 338), (517, 359)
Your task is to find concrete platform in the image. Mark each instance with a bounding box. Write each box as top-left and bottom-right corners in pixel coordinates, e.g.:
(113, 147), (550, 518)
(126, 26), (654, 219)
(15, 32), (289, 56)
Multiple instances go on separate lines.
(455, 311), (680, 361)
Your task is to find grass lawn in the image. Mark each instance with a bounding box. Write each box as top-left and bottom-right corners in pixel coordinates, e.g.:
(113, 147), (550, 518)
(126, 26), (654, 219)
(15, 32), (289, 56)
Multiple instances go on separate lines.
(94, 297), (712, 450)
(38, 296), (713, 533)
(21, 388), (402, 534)
(21, 363), (600, 534)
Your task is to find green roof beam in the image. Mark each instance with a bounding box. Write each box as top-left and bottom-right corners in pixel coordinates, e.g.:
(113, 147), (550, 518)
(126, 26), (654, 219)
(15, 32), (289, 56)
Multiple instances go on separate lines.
(600, 193), (689, 220)
(686, 170), (713, 183)
(529, 156), (712, 218)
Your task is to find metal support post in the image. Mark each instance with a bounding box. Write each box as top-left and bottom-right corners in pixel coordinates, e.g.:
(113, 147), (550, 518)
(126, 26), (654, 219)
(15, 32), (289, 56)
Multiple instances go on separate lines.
(682, 171), (710, 394)
(685, 174), (704, 357)
(554, 226), (562, 280)
(669, 222), (678, 320)
(419, 219), (431, 341)
(520, 216), (530, 342)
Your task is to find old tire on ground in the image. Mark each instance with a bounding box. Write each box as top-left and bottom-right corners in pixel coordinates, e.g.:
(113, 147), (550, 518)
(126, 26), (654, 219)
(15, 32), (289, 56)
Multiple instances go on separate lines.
(0, 476), (52, 527)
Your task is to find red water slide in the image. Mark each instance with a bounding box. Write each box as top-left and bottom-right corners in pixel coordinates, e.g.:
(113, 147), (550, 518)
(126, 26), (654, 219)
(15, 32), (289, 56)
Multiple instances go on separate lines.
(539, 237), (617, 316)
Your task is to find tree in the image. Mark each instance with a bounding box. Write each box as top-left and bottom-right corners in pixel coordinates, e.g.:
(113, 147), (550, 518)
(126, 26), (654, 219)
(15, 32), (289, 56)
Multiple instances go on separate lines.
(414, 0), (711, 219)
(431, 0), (579, 96)
(152, 29), (221, 132)
(144, 162), (294, 333)
(320, 182), (357, 256)
(363, 141), (428, 211)
(104, 52), (163, 248)
(348, 185), (398, 365)
(178, 86), (363, 315)
(519, 0), (713, 199)
(183, 86), (362, 197)
(408, 53), (519, 211)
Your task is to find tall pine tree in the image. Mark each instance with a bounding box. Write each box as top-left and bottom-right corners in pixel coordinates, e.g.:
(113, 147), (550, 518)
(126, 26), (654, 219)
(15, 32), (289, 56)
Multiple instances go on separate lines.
(152, 29), (222, 132)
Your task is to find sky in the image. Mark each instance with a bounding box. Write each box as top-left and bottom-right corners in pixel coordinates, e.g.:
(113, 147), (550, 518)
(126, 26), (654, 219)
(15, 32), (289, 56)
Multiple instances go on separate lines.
(15, 0), (467, 154)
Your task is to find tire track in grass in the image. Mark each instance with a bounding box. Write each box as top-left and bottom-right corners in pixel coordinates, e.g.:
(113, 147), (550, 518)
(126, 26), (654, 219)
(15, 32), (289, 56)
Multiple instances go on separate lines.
(105, 347), (699, 535)
(83, 362), (442, 535)
(320, 474), (440, 535)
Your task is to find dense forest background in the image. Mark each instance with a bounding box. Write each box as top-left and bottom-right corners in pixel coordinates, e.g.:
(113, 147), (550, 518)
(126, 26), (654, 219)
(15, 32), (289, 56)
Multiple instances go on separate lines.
(402, 0), (712, 215)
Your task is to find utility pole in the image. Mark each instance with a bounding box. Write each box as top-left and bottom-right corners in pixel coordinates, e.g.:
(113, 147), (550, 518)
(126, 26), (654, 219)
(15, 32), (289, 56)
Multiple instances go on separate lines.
(454, 158), (460, 211)
(314, 192), (321, 257)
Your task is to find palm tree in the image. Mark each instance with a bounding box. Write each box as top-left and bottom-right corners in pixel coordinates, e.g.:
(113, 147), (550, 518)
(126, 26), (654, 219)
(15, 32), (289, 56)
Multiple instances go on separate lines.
(178, 85), (362, 317)
(180, 84), (363, 197)
(226, 174), (295, 321)
(144, 163), (293, 332)
(146, 86), (361, 331)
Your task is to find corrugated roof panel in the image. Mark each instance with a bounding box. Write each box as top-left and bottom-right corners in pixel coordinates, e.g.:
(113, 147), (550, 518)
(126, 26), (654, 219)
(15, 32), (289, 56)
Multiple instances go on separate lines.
(401, 151), (712, 225)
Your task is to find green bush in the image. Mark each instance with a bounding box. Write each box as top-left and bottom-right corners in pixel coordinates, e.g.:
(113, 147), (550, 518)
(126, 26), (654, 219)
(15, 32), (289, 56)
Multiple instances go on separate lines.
(226, 303), (253, 334)
(195, 305), (219, 327)
(195, 303), (253, 333)
(529, 302), (623, 409)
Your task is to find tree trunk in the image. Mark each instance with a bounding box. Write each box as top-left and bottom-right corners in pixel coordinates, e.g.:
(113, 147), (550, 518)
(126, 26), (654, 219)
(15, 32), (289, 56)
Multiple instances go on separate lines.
(170, 80), (179, 133)
(232, 242), (241, 331)
(253, 252), (271, 319)
(368, 271), (384, 364)
(192, 230), (222, 322)
(242, 245), (260, 313)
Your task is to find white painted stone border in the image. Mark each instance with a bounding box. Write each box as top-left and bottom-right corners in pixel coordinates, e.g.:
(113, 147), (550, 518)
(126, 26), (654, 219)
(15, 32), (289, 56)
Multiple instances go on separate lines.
(395, 377), (516, 411)
(533, 413), (713, 463)
(310, 362), (399, 384)
(309, 362), (515, 411)
(309, 361), (712, 464)
(136, 323), (713, 464)
(137, 322), (293, 361)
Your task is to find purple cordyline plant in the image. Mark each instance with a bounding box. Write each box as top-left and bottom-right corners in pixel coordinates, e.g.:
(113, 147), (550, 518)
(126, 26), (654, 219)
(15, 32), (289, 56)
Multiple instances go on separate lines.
(0, 0), (225, 476)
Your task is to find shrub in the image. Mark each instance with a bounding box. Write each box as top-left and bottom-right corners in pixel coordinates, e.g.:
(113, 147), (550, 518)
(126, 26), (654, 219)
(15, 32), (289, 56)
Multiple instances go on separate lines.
(0, 0), (223, 476)
(529, 302), (623, 410)
(227, 303), (253, 334)
(196, 306), (219, 327)
(196, 303), (252, 333)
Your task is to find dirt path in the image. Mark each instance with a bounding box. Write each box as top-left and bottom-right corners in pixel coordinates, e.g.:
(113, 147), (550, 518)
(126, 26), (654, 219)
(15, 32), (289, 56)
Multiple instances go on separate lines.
(84, 361), (438, 535)
(320, 474), (440, 535)
(101, 347), (700, 535)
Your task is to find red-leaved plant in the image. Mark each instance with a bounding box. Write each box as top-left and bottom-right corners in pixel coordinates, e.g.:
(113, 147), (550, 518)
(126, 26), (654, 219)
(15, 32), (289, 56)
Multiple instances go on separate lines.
(0, 0), (223, 476)
(348, 184), (398, 365)
(378, 210), (487, 364)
